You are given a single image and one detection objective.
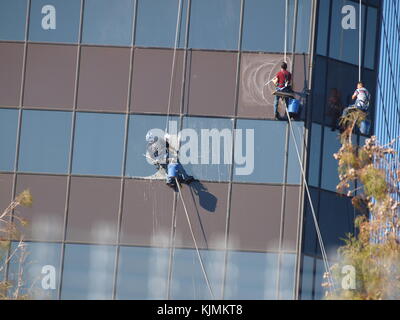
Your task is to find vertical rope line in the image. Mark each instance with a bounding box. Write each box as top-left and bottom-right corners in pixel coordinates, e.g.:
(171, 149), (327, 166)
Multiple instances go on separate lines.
(285, 0), (288, 62)
(165, 0), (183, 134)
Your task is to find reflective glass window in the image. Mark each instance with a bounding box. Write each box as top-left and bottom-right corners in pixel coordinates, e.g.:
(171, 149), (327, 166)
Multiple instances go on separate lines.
(329, 1), (366, 65)
(364, 6), (378, 69)
(188, 0), (241, 50)
(287, 121), (305, 184)
(0, 109), (18, 172)
(316, 0), (330, 56)
(300, 255), (315, 300)
(225, 251), (278, 299)
(28, 0), (81, 43)
(24, 44), (77, 109)
(82, 0), (134, 46)
(320, 127), (341, 192)
(170, 248), (225, 300)
(181, 116), (233, 182)
(135, 0), (187, 48)
(278, 253), (296, 299)
(0, 0), (27, 41)
(18, 110), (72, 174)
(72, 112), (125, 176)
(309, 123), (322, 187)
(242, 0), (293, 53)
(61, 244), (116, 300)
(116, 246), (169, 300)
(0, 43), (24, 107)
(7, 242), (62, 300)
(295, 0), (312, 53)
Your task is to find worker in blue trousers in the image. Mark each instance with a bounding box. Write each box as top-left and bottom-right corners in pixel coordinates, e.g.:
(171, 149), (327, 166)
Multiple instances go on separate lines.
(272, 62), (293, 120)
(145, 132), (195, 189)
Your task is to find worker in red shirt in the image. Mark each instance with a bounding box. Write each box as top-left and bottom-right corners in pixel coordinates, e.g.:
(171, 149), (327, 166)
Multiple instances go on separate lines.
(272, 62), (292, 120)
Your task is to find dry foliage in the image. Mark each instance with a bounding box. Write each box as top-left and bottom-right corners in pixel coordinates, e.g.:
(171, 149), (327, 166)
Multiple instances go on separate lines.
(324, 109), (400, 300)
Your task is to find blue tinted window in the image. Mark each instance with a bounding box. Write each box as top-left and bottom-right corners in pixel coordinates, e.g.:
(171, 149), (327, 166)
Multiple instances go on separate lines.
(181, 117), (233, 182)
(7, 242), (62, 300)
(295, 0), (312, 53)
(28, 0), (81, 43)
(135, 0), (187, 48)
(18, 110), (71, 174)
(82, 0), (134, 46)
(234, 119), (286, 183)
(188, 0), (241, 50)
(329, 1), (366, 65)
(278, 253), (296, 299)
(225, 251), (278, 299)
(72, 112), (125, 176)
(308, 123), (322, 187)
(0, 0), (27, 41)
(314, 258), (326, 300)
(116, 246), (169, 300)
(300, 255), (315, 300)
(61, 244), (116, 300)
(316, 0), (330, 56)
(170, 248), (225, 300)
(125, 114), (178, 178)
(242, 0), (292, 53)
(364, 7), (377, 69)
(0, 109), (18, 172)
(321, 127), (341, 192)
(287, 121), (305, 184)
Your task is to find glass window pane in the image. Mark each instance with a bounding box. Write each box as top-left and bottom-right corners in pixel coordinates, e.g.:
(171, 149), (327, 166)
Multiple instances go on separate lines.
(321, 127), (341, 192)
(295, 0), (312, 53)
(18, 110), (72, 174)
(15, 174), (67, 242)
(24, 44), (77, 109)
(0, 109), (18, 171)
(125, 114), (178, 178)
(186, 51), (237, 117)
(329, 1), (366, 65)
(300, 255), (315, 300)
(116, 246), (169, 300)
(0, 43), (24, 107)
(72, 112), (125, 176)
(278, 253), (296, 299)
(234, 119), (286, 183)
(171, 248), (225, 300)
(287, 121), (305, 184)
(242, 0), (290, 52)
(188, 0), (241, 50)
(364, 6), (377, 69)
(135, 0), (187, 48)
(311, 56), (328, 123)
(82, 0), (134, 46)
(0, 0), (27, 41)
(66, 177), (121, 244)
(225, 251), (278, 300)
(314, 258), (326, 300)
(316, 0), (330, 56)
(61, 244), (116, 300)
(229, 184), (282, 252)
(309, 123), (322, 187)
(7, 242), (62, 300)
(181, 116), (233, 182)
(131, 48), (183, 114)
(28, 0), (81, 43)
(121, 180), (174, 247)
(0, 173), (14, 221)
(77, 47), (131, 112)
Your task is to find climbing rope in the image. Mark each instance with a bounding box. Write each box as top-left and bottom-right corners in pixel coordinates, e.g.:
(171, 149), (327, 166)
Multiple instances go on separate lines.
(284, 0), (288, 62)
(284, 108), (335, 291)
(165, 0), (183, 134)
(175, 178), (216, 299)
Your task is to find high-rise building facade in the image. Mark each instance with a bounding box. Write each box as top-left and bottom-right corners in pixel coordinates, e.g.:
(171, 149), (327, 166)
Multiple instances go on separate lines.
(0, 0), (381, 300)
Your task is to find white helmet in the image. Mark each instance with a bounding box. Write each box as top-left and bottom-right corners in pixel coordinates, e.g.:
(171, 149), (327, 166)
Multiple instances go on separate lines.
(145, 132), (158, 144)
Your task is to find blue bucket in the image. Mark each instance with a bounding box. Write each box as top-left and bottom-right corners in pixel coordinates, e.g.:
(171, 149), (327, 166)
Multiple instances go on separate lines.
(167, 163), (179, 178)
(360, 120), (371, 135)
(288, 99), (300, 114)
